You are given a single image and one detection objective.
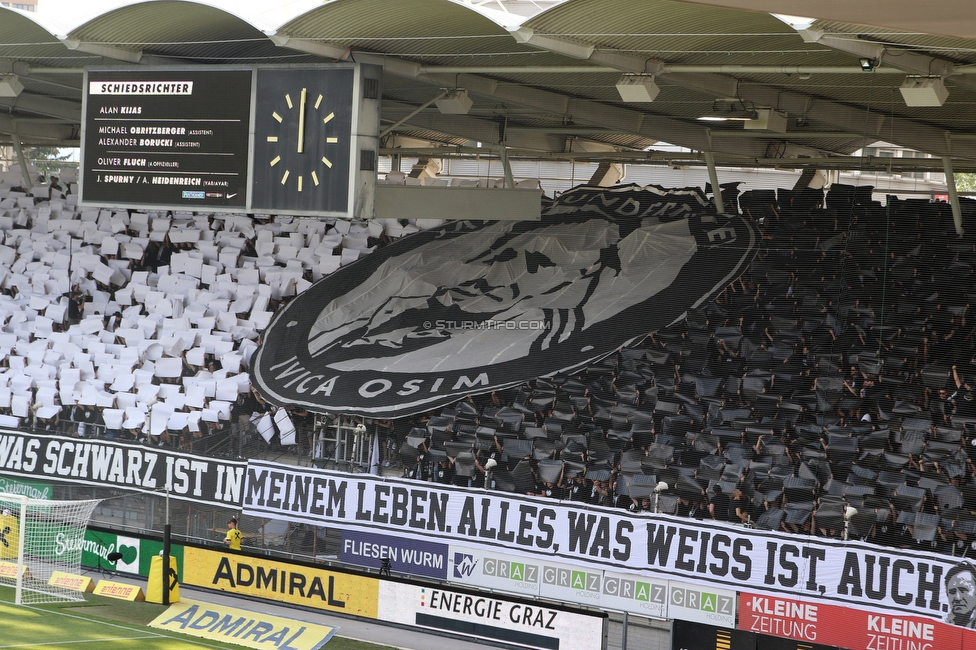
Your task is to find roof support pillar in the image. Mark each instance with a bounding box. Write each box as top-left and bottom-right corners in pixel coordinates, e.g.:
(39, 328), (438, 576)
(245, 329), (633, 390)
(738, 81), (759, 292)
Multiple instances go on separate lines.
(380, 91), (447, 139)
(703, 150), (724, 214)
(500, 146), (515, 189)
(10, 139), (31, 189)
(587, 162), (626, 186)
(942, 155), (965, 236)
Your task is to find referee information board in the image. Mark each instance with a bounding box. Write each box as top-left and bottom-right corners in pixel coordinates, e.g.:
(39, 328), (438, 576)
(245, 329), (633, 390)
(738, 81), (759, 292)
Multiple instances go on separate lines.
(79, 65), (379, 218)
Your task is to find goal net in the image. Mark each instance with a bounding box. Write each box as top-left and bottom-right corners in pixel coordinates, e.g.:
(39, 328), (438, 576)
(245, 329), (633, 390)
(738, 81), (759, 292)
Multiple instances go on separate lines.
(0, 493), (101, 605)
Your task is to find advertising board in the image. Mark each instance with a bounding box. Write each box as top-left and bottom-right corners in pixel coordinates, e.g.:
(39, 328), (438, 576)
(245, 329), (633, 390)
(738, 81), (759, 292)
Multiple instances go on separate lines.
(340, 529), (448, 580)
(181, 546), (379, 618)
(82, 69), (252, 210)
(150, 599), (337, 650)
(0, 475), (52, 499)
(378, 581), (604, 650)
(79, 528), (185, 577)
(738, 591), (968, 650)
(672, 619), (756, 650)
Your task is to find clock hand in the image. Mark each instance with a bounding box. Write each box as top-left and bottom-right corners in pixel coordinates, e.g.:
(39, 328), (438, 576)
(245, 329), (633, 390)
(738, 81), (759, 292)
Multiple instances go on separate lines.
(297, 87), (307, 154)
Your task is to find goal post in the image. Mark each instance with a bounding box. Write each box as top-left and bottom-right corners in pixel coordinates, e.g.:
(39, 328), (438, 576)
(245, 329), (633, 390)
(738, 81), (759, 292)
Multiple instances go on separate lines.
(0, 493), (101, 605)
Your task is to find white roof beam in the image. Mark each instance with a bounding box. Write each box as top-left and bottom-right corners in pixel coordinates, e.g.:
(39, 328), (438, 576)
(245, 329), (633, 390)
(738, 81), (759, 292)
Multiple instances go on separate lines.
(267, 32), (427, 80)
(61, 39), (142, 64)
(0, 115), (74, 141)
(509, 27), (738, 98)
(508, 29), (976, 158)
(444, 72), (774, 158)
(507, 28), (886, 138)
(384, 110), (568, 153)
(0, 94), (80, 122)
(382, 104), (500, 143)
(270, 32), (791, 159)
(668, 0), (976, 40)
(805, 32), (954, 77)
(735, 83), (970, 157)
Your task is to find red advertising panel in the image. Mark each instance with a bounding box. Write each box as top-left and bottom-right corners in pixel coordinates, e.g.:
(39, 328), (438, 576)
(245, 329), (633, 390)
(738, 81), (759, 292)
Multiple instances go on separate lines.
(739, 592), (965, 650)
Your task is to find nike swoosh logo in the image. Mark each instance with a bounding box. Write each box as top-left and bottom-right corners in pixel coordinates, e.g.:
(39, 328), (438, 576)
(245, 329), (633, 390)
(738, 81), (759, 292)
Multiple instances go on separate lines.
(227, 193), (237, 199)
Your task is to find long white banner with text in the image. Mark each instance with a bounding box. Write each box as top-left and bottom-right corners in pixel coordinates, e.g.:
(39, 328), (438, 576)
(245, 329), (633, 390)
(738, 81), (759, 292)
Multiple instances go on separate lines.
(242, 462), (964, 622)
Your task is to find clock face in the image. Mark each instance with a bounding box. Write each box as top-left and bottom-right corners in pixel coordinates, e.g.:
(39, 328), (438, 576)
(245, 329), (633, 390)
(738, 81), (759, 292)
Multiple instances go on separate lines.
(252, 68), (355, 214)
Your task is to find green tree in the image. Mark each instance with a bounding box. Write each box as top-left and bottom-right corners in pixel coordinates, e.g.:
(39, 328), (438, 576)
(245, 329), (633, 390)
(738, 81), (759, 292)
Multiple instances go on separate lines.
(956, 173), (976, 193)
(24, 147), (72, 177)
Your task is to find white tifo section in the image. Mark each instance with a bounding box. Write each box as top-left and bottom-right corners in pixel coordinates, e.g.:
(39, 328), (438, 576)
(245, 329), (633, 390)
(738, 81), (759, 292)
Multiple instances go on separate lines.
(0, 492), (99, 605)
(377, 581), (604, 650)
(0, 177), (449, 441)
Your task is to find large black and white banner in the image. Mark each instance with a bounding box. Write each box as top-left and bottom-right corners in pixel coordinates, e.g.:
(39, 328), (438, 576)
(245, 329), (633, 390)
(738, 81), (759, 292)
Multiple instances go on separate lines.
(252, 185), (757, 416)
(243, 461), (960, 621)
(0, 430), (245, 507)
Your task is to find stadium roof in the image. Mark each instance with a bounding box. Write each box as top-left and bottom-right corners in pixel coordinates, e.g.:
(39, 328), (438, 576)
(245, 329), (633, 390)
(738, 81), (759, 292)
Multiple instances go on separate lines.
(4, 0), (976, 172)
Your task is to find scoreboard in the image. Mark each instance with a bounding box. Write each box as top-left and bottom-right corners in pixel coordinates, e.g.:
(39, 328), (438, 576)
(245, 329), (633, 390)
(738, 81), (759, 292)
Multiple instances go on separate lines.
(83, 69), (252, 209)
(79, 64), (379, 219)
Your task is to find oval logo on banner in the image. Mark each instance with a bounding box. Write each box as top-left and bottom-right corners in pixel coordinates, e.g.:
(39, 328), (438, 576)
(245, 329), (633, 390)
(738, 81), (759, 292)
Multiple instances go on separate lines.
(252, 184), (757, 416)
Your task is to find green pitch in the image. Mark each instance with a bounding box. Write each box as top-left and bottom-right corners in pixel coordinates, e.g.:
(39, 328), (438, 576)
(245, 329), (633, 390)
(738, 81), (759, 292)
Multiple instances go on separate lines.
(0, 586), (393, 650)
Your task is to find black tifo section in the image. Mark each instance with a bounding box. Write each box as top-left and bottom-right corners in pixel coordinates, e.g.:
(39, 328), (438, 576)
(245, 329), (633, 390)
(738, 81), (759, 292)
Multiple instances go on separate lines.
(416, 612), (559, 650)
(392, 184), (976, 560)
(672, 619), (837, 650)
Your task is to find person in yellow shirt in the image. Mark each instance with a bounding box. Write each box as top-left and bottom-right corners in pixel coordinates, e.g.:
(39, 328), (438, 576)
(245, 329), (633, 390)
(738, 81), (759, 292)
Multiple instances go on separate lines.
(224, 517), (243, 551)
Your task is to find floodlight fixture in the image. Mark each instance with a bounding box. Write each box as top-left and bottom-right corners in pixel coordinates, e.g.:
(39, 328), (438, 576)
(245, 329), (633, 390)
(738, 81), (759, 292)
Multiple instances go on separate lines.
(900, 76), (948, 107)
(435, 89), (473, 115)
(615, 75), (660, 103)
(0, 75), (23, 98)
(744, 109), (789, 133)
(698, 99), (759, 122)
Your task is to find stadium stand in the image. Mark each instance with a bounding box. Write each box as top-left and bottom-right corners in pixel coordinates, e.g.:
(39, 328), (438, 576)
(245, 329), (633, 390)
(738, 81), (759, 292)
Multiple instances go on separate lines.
(4, 174), (976, 560)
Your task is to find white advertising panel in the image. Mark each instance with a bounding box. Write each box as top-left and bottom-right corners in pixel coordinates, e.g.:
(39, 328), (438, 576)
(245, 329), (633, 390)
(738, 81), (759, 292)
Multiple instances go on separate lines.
(667, 581), (736, 627)
(377, 581), (604, 650)
(445, 544), (728, 622)
(448, 546), (541, 597)
(595, 569), (669, 619)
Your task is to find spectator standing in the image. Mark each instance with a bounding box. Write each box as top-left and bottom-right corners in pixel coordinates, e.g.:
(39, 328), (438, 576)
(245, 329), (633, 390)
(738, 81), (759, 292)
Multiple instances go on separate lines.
(224, 517), (243, 551)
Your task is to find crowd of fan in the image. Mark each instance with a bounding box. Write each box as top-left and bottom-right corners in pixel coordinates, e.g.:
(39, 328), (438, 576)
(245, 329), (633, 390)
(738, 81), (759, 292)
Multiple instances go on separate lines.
(0, 172), (439, 456)
(388, 184), (976, 558)
(7, 172), (976, 557)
